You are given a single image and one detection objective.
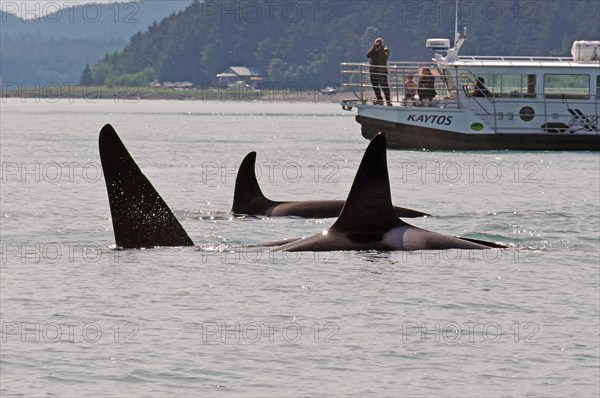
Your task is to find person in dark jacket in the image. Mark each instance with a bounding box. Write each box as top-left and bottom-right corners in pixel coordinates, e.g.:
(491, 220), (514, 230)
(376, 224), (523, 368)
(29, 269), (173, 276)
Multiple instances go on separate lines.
(473, 77), (492, 97)
(417, 68), (436, 107)
(367, 38), (392, 106)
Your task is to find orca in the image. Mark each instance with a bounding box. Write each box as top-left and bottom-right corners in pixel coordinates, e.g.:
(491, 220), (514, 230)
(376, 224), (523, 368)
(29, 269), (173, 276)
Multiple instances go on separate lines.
(232, 151), (429, 218)
(271, 133), (505, 252)
(99, 124), (194, 249)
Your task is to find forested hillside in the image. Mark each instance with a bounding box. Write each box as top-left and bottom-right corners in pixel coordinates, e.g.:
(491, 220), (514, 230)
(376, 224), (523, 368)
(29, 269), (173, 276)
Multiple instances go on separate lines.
(88, 0), (599, 89)
(0, 0), (192, 85)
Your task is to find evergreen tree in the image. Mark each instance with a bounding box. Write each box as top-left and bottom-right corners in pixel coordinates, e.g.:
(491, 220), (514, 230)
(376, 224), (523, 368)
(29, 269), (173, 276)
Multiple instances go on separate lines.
(79, 64), (93, 85)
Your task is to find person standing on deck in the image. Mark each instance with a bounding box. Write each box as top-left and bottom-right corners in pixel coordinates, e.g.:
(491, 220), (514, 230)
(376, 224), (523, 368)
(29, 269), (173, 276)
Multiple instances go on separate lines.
(367, 38), (392, 106)
(418, 68), (436, 107)
(403, 73), (417, 106)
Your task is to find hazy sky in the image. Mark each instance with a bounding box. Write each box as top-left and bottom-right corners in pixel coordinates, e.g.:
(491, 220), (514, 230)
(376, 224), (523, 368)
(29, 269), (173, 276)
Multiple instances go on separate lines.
(0, 0), (130, 19)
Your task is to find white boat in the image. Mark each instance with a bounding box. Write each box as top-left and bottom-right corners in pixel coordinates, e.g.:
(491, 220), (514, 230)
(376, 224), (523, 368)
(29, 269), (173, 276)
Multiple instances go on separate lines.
(340, 31), (600, 151)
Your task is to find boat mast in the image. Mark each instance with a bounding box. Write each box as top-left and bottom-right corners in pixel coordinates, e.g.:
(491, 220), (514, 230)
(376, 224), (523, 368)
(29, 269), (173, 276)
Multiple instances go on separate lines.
(454, 0), (459, 49)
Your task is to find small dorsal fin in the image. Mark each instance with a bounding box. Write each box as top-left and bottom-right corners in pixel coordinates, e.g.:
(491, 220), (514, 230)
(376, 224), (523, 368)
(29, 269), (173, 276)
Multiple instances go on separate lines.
(231, 151), (275, 215)
(331, 133), (405, 233)
(99, 124), (194, 248)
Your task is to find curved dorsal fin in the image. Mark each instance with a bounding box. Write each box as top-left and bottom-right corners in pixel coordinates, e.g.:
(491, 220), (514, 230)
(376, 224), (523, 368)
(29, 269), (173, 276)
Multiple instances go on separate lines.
(331, 133), (406, 233)
(99, 124), (193, 248)
(231, 151), (275, 215)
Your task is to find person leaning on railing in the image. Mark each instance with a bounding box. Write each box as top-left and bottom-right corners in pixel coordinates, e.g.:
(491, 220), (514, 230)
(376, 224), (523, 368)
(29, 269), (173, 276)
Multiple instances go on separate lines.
(403, 74), (417, 106)
(417, 68), (436, 107)
(367, 38), (393, 106)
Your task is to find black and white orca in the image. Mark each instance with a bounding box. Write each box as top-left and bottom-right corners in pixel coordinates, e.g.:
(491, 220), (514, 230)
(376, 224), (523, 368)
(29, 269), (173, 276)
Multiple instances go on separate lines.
(271, 133), (504, 251)
(231, 151), (429, 218)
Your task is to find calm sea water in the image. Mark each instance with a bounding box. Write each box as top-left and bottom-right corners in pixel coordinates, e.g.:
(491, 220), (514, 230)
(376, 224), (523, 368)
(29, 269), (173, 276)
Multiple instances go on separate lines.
(1, 99), (599, 397)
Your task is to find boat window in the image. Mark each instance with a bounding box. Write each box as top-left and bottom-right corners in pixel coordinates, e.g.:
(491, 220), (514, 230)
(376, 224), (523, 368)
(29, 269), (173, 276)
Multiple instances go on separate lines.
(596, 76), (600, 97)
(544, 74), (590, 99)
(490, 74), (537, 98)
(460, 73), (536, 98)
(526, 74), (537, 98)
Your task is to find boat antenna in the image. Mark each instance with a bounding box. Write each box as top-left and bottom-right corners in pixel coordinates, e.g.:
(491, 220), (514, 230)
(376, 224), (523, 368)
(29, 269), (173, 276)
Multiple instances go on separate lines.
(454, 0), (459, 48)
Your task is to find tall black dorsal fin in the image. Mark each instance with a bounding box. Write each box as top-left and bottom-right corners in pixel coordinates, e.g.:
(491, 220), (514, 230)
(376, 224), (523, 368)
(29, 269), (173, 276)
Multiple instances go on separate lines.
(99, 124), (193, 248)
(231, 151), (275, 215)
(331, 133), (405, 233)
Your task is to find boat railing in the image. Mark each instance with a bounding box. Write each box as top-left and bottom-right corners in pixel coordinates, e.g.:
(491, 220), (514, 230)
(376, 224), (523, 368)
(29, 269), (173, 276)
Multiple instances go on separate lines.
(341, 61), (454, 106)
(457, 55), (576, 63)
(340, 61), (491, 109)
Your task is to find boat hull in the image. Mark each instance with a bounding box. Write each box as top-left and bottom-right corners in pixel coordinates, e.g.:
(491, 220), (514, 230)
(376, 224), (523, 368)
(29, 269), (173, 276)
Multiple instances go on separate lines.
(358, 115), (600, 151)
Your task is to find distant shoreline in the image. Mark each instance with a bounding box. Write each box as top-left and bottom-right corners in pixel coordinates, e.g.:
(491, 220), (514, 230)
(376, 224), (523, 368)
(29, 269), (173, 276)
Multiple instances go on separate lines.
(0, 85), (359, 103)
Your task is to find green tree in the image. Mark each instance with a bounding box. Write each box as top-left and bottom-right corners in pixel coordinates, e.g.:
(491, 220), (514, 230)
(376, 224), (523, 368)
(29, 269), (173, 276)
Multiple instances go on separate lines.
(91, 60), (114, 85)
(79, 64), (93, 85)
